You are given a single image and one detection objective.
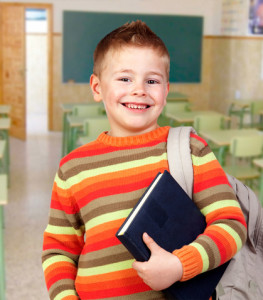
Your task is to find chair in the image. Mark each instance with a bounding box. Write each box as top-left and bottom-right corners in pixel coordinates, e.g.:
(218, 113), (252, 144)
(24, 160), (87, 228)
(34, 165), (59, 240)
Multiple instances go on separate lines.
(72, 103), (104, 117)
(77, 117), (110, 146)
(194, 114), (225, 159)
(193, 114), (225, 133)
(250, 101), (263, 128)
(164, 102), (190, 126)
(223, 135), (263, 188)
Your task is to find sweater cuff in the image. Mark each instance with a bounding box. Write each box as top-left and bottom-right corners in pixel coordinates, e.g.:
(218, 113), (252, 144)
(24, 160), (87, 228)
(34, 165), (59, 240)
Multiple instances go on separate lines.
(173, 245), (203, 281)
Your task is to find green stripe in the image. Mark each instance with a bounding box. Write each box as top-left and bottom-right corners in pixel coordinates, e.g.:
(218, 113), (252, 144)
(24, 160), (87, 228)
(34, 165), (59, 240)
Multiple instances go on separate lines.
(42, 255), (75, 270)
(85, 209), (132, 231)
(201, 200), (240, 215)
(54, 290), (78, 300)
(216, 223), (243, 251)
(56, 153), (167, 189)
(191, 152), (216, 166)
(77, 259), (134, 276)
(191, 242), (209, 272)
(45, 224), (83, 237)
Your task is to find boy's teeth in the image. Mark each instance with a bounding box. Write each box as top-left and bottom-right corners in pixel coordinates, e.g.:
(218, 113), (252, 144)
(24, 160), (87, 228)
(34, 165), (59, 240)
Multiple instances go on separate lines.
(126, 104), (147, 109)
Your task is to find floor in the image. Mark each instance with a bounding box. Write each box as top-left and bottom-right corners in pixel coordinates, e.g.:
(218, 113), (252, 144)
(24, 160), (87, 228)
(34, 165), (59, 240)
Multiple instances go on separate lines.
(4, 113), (62, 299)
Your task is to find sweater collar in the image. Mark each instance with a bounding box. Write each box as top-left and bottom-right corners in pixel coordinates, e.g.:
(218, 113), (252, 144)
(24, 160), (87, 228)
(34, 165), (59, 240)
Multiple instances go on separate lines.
(97, 126), (170, 147)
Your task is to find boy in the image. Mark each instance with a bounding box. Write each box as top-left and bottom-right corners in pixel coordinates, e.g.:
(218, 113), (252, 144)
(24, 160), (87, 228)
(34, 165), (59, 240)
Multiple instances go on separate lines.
(42, 21), (247, 299)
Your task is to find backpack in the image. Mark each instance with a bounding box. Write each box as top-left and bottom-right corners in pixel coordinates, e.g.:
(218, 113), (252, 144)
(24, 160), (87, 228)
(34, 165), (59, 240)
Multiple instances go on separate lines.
(167, 126), (263, 300)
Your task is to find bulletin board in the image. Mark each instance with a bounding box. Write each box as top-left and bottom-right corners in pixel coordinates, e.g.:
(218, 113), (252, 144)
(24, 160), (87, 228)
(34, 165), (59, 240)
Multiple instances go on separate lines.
(62, 11), (203, 83)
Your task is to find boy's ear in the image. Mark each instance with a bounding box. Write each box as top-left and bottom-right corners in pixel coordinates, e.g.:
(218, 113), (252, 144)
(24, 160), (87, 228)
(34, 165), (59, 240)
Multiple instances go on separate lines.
(90, 74), (103, 102)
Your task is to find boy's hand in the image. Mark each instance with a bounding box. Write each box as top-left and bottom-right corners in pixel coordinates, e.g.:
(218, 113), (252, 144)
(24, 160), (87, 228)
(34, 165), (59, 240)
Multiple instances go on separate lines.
(132, 233), (183, 291)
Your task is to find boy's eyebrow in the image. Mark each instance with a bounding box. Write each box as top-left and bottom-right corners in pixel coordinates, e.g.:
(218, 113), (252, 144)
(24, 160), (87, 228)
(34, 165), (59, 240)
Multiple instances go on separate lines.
(115, 69), (165, 78)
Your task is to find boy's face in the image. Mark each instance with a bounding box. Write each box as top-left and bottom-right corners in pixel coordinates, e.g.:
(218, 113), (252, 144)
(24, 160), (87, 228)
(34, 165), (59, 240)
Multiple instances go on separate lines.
(90, 46), (169, 137)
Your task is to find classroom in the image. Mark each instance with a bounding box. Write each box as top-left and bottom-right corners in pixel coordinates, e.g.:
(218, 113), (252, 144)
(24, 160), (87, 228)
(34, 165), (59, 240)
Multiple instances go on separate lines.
(0, 0), (263, 299)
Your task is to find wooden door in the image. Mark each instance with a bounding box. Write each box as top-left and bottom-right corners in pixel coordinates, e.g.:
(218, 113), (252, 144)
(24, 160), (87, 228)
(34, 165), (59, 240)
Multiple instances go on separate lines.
(0, 4), (26, 139)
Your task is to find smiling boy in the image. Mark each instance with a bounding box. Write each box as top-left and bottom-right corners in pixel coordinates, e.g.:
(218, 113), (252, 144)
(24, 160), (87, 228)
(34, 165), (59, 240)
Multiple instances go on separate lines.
(42, 21), (247, 300)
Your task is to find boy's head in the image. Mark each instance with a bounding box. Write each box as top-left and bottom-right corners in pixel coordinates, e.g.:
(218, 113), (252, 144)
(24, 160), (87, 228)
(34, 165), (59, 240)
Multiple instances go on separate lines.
(93, 20), (170, 80)
(90, 20), (170, 137)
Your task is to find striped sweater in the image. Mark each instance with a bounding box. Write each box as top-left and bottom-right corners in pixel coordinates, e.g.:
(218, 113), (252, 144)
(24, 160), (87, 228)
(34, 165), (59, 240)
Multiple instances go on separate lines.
(42, 126), (247, 300)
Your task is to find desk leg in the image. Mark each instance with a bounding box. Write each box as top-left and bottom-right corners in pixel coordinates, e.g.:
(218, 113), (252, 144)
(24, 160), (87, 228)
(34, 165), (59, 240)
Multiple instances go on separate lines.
(0, 206), (6, 300)
(218, 146), (228, 166)
(259, 170), (263, 207)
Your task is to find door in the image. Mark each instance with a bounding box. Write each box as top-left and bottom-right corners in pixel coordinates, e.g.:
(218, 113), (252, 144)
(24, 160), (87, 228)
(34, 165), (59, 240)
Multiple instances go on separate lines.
(0, 3), (53, 140)
(0, 4), (26, 139)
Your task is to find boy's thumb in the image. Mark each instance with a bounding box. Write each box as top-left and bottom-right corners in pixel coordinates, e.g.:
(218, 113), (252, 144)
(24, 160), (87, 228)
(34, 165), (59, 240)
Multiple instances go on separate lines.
(143, 232), (159, 253)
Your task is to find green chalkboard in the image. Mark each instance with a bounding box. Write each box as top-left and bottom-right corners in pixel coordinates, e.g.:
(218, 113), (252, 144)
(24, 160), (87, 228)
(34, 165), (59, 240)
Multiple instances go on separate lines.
(63, 11), (203, 83)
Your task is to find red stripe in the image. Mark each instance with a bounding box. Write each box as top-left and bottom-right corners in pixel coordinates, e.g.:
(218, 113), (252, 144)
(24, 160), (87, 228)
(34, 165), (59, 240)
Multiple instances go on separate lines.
(78, 178), (150, 208)
(77, 282), (151, 299)
(82, 236), (120, 253)
(47, 272), (76, 290)
(190, 133), (208, 146)
(194, 176), (229, 193)
(43, 243), (81, 255)
(205, 231), (228, 264)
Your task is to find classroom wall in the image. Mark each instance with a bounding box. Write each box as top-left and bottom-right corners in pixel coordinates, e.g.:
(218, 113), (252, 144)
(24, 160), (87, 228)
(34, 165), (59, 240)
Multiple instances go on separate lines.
(3, 1), (263, 131)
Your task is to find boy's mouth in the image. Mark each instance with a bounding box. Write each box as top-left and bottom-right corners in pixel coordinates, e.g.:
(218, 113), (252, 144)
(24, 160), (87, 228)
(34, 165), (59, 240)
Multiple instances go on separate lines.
(122, 103), (150, 110)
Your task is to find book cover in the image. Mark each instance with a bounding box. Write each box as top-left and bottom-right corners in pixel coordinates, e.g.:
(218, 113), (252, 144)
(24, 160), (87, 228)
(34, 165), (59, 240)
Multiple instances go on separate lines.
(116, 170), (229, 300)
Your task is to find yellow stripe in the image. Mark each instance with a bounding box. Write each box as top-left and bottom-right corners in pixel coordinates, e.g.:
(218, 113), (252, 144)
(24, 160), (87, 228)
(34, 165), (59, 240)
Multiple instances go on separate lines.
(54, 290), (78, 300)
(85, 209), (131, 231)
(201, 200), (240, 215)
(42, 255), (76, 271)
(77, 259), (134, 277)
(190, 242), (209, 272)
(191, 152), (216, 166)
(216, 223), (243, 251)
(45, 224), (83, 237)
(56, 153), (167, 189)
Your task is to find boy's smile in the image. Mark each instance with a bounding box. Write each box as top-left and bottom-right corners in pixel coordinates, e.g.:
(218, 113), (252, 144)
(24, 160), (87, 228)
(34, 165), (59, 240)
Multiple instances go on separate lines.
(90, 46), (169, 137)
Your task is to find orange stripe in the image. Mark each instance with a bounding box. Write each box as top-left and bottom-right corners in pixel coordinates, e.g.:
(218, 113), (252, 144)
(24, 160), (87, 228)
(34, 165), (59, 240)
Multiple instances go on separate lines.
(193, 159), (220, 175)
(194, 169), (226, 184)
(76, 268), (138, 284)
(86, 219), (124, 238)
(205, 225), (237, 259)
(45, 265), (77, 282)
(76, 274), (144, 292)
(205, 207), (244, 223)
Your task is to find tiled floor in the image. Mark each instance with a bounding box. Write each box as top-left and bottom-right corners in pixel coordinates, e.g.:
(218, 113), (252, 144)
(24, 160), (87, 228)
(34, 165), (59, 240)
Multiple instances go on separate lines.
(4, 114), (62, 299)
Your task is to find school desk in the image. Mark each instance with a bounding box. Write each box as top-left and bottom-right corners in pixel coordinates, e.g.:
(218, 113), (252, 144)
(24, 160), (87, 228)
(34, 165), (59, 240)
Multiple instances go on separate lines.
(0, 174), (8, 300)
(165, 110), (229, 126)
(167, 91), (189, 102)
(0, 105), (11, 118)
(253, 158), (263, 206)
(199, 128), (261, 165)
(0, 119), (10, 179)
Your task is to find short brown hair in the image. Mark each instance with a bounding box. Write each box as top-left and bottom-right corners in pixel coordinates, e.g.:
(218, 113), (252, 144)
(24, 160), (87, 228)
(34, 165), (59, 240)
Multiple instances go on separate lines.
(93, 20), (170, 79)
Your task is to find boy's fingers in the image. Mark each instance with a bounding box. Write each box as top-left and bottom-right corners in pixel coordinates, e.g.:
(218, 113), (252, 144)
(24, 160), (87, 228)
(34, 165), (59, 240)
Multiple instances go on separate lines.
(142, 232), (160, 253)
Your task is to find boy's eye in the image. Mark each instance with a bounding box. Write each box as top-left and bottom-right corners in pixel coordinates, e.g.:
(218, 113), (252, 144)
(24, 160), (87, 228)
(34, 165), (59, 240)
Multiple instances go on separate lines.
(119, 78), (130, 82)
(147, 79), (158, 84)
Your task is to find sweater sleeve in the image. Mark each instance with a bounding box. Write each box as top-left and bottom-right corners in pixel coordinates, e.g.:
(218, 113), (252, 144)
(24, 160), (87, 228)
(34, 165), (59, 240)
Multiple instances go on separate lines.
(42, 170), (85, 300)
(173, 133), (247, 281)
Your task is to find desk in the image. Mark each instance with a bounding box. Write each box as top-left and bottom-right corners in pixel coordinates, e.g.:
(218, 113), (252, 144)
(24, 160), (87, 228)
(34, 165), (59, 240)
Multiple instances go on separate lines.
(0, 174), (7, 300)
(0, 119), (11, 178)
(253, 158), (263, 206)
(167, 91), (188, 102)
(199, 128), (261, 165)
(0, 105), (11, 118)
(61, 103), (105, 156)
(166, 110), (229, 125)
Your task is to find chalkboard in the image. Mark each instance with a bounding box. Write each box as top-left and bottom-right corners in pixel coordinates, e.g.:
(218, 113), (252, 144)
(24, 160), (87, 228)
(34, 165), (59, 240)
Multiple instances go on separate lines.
(63, 11), (203, 83)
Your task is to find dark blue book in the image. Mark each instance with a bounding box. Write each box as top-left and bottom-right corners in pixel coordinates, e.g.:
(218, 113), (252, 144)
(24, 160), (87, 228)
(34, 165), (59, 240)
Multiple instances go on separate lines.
(116, 170), (229, 300)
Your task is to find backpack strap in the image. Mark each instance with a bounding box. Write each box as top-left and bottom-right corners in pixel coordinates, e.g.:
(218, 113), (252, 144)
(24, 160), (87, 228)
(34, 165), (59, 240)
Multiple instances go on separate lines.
(167, 126), (196, 198)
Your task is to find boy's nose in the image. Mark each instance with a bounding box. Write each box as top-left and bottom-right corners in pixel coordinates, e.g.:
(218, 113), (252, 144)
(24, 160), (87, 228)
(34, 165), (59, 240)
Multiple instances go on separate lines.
(131, 83), (146, 97)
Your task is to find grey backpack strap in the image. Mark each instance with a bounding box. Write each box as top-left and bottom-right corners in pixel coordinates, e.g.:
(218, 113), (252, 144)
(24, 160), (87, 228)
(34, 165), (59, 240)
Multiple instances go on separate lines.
(167, 126), (196, 198)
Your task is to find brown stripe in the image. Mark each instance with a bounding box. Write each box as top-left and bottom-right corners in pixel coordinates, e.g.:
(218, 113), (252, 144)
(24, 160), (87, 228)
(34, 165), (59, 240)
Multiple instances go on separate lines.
(78, 250), (133, 268)
(191, 143), (211, 157)
(214, 219), (247, 244)
(48, 209), (84, 229)
(105, 290), (165, 300)
(42, 250), (79, 264)
(49, 280), (76, 300)
(195, 191), (238, 209)
(60, 144), (166, 180)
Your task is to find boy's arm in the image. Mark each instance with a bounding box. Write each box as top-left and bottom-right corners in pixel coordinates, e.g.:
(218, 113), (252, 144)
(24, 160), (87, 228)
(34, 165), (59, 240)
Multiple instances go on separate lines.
(133, 134), (247, 290)
(173, 133), (247, 281)
(42, 173), (85, 300)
